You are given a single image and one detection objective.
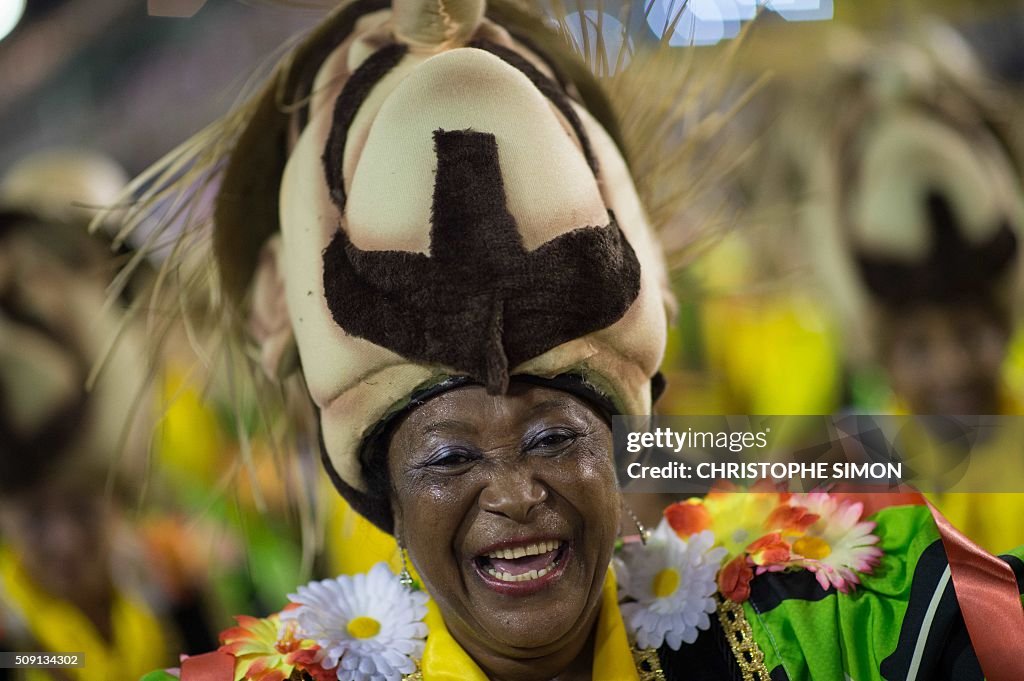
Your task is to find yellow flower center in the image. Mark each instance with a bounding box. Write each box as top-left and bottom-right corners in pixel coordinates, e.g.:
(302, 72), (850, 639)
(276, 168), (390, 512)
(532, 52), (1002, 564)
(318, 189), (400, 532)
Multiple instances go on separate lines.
(652, 568), (680, 599)
(793, 536), (832, 560)
(346, 616), (381, 639)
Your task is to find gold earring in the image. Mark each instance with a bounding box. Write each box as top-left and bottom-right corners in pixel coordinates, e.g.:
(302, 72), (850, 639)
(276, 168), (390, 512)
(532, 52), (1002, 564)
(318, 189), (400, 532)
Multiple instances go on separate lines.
(398, 546), (415, 589)
(622, 501), (649, 546)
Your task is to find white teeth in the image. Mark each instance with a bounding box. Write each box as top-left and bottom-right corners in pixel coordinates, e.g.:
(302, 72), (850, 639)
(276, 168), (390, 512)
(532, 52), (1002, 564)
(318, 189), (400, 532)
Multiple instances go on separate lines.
(485, 540), (562, 560)
(480, 541), (564, 583)
(484, 567), (549, 582)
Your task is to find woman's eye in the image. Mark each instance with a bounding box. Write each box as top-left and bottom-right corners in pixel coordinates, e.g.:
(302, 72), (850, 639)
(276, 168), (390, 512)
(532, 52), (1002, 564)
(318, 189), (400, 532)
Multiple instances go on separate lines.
(527, 428), (578, 452)
(425, 448), (475, 468)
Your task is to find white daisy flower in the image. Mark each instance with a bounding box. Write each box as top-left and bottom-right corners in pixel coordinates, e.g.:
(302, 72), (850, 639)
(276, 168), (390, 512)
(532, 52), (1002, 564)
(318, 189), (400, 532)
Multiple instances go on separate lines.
(281, 562), (430, 681)
(615, 523), (728, 651)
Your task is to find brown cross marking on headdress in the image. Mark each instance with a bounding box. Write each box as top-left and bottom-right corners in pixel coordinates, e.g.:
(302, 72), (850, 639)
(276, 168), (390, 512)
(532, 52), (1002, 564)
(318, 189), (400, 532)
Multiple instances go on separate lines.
(322, 129), (641, 393)
(856, 190), (1018, 307)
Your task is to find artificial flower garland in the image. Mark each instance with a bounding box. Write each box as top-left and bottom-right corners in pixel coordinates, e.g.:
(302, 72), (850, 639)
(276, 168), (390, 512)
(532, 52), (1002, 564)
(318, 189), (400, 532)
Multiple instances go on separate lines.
(154, 492), (881, 681)
(167, 563), (430, 681)
(615, 490), (883, 652)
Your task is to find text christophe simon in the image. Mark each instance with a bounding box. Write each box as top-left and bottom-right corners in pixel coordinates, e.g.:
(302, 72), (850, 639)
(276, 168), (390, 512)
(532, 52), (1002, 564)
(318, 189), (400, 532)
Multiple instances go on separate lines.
(622, 427), (903, 482)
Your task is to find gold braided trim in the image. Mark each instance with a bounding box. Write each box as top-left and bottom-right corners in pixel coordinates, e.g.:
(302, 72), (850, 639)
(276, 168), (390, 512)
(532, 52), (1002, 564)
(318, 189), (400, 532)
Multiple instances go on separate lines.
(715, 594), (771, 681)
(631, 644), (667, 681)
(402, 670), (422, 680)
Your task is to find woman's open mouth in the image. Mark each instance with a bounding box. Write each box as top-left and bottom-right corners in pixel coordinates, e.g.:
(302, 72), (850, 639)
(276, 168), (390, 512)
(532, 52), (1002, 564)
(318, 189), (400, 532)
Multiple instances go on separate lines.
(472, 540), (571, 594)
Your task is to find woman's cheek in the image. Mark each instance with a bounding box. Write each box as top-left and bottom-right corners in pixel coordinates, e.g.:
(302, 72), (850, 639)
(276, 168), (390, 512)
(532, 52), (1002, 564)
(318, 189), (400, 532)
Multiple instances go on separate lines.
(548, 451), (620, 527)
(399, 476), (473, 559)
(567, 446), (618, 490)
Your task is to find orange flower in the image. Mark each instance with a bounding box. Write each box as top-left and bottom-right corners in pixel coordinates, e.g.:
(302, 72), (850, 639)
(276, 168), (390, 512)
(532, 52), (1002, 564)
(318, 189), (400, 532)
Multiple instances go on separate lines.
(764, 505), (819, 534)
(219, 614), (323, 681)
(746, 533), (792, 566)
(287, 648), (334, 681)
(276, 620), (333, 680)
(718, 555), (754, 603)
(664, 499), (712, 537)
(664, 493), (782, 560)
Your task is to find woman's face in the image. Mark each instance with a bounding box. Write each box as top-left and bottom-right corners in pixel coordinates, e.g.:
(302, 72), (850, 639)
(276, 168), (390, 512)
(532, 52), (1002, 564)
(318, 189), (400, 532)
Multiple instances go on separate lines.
(880, 303), (1009, 414)
(387, 383), (619, 658)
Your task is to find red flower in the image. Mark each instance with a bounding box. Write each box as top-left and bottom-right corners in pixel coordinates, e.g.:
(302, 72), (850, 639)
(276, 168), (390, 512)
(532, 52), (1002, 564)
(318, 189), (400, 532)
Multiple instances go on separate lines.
(718, 555), (754, 603)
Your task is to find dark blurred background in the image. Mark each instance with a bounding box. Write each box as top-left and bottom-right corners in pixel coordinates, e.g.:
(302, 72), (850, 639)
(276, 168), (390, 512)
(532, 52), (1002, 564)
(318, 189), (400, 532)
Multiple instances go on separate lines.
(1, 0), (1022, 175)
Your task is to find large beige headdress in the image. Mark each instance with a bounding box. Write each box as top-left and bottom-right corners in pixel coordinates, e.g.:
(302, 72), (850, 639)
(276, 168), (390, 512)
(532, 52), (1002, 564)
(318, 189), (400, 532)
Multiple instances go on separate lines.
(196, 0), (673, 530)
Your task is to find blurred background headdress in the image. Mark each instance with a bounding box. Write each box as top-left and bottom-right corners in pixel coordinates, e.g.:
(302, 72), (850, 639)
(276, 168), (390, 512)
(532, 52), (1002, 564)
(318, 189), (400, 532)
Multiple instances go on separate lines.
(789, 21), (1024, 357)
(0, 148), (150, 495)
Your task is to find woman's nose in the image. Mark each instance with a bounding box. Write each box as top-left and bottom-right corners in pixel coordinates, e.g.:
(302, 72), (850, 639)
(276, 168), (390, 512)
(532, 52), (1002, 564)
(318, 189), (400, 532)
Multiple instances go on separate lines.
(478, 465), (548, 522)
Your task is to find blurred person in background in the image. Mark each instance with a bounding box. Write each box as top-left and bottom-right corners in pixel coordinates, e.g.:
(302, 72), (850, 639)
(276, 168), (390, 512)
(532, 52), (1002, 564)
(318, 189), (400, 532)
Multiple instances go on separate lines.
(788, 24), (1024, 552)
(0, 150), (214, 680)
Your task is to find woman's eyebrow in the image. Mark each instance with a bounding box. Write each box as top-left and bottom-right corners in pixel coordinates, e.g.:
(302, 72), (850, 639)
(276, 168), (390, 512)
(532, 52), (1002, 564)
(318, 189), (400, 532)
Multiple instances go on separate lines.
(421, 419), (474, 436)
(527, 398), (575, 416)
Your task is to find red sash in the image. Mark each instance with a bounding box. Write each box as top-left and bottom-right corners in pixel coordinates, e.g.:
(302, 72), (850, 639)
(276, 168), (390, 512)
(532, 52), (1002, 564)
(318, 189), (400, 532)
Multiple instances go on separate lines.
(926, 500), (1024, 681)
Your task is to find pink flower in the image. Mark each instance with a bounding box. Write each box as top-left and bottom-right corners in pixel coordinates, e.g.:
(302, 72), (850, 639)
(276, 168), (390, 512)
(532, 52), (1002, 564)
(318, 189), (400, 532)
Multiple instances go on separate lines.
(786, 494), (883, 592)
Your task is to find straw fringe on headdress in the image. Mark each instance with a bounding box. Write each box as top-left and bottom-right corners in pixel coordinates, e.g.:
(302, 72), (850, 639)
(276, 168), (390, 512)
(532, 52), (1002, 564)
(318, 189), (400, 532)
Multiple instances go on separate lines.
(109, 0), (747, 295)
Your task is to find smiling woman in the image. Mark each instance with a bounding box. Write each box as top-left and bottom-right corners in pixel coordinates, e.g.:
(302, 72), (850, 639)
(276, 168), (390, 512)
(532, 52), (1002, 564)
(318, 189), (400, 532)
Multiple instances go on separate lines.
(120, 0), (1024, 679)
(386, 385), (620, 680)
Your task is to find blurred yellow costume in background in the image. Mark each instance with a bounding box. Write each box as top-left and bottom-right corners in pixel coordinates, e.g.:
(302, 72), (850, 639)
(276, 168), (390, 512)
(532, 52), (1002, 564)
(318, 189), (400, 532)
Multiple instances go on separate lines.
(0, 550), (167, 681)
(0, 150), (210, 678)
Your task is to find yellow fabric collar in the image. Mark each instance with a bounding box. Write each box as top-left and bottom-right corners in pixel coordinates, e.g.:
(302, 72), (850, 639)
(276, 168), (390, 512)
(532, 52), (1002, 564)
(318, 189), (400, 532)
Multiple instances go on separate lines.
(0, 547), (168, 681)
(416, 570), (639, 681)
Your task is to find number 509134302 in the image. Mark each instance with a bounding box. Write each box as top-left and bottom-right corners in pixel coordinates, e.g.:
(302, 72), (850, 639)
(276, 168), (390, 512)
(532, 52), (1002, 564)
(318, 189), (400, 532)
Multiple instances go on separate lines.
(1, 653), (84, 668)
